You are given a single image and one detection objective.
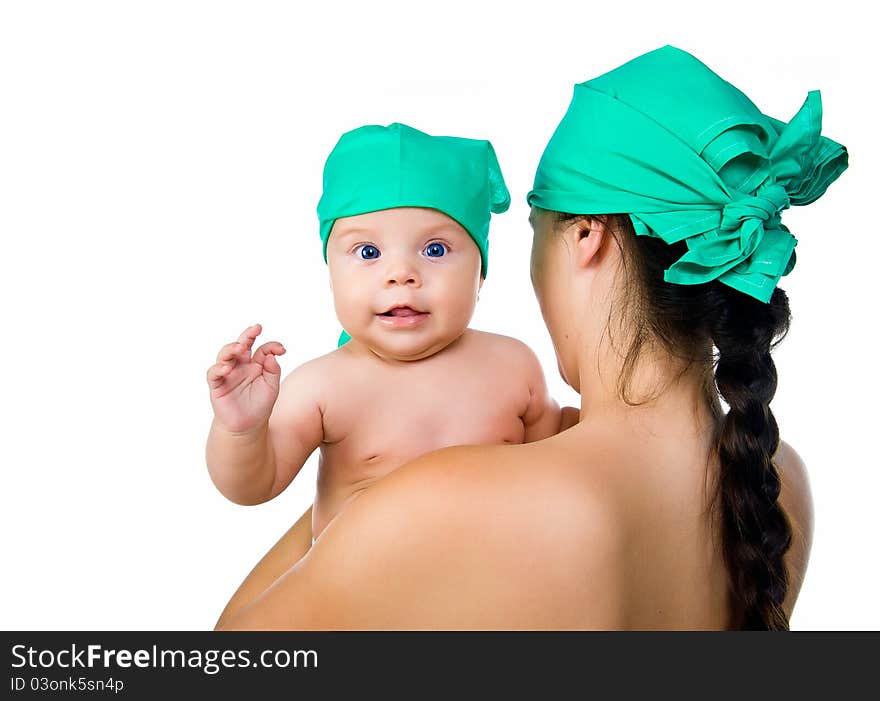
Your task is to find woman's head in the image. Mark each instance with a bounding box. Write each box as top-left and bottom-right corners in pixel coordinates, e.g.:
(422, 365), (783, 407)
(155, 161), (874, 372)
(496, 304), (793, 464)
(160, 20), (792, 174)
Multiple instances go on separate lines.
(528, 207), (637, 392)
(528, 45), (848, 629)
(529, 207), (789, 399)
(533, 204), (795, 629)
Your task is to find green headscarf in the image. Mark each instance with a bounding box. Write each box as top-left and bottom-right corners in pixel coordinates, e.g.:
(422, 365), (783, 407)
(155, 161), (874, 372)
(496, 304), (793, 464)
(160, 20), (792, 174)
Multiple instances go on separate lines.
(527, 45), (848, 303)
(318, 122), (509, 347)
(317, 122), (510, 279)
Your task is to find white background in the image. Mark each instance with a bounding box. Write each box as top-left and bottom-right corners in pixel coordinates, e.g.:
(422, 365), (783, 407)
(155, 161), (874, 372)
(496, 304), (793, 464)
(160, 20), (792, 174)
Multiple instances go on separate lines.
(1, 1), (875, 630)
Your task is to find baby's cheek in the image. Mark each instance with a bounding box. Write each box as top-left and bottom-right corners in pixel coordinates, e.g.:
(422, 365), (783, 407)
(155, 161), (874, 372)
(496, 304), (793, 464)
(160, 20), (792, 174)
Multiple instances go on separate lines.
(450, 294), (479, 328)
(332, 289), (363, 326)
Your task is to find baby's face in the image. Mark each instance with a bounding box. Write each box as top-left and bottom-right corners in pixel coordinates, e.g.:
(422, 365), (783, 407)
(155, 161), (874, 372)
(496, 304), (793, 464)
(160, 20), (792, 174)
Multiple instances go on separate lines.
(326, 207), (483, 361)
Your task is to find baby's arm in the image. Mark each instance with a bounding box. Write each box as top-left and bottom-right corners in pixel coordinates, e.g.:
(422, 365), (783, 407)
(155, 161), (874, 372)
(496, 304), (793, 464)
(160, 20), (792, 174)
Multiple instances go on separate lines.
(260, 361), (326, 502)
(559, 406), (581, 432)
(206, 343), (325, 505)
(518, 344), (564, 442)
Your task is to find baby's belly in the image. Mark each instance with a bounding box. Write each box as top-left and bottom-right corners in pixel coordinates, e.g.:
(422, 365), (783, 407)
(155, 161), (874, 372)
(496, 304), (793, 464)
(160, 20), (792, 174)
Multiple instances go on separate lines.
(312, 418), (524, 539)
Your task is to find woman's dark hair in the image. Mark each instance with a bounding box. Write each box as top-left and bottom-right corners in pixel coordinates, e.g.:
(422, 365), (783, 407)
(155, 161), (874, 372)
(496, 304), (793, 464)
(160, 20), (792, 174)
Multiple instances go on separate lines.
(553, 210), (793, 631)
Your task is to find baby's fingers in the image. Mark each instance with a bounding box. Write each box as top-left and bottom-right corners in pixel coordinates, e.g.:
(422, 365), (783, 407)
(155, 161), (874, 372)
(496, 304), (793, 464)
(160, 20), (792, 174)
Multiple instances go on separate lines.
(216, 341), (246, 363)
(252, 342), (286, 373)
(206, 361), (233, 388)
(214, 323), (261, 363)
(237, 323), (262, 351)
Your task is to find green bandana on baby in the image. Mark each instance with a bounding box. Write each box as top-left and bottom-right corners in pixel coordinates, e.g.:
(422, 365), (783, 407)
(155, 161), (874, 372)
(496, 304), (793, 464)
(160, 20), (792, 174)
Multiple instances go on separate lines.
(527, 45), (848, 303)
(318, 122), (510, 346)
(318, 122), (510, 278)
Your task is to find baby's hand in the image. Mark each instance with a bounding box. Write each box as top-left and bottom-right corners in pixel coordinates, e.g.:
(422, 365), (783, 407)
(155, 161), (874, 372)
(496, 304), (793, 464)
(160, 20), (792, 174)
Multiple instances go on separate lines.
(206, 324), (286, 434)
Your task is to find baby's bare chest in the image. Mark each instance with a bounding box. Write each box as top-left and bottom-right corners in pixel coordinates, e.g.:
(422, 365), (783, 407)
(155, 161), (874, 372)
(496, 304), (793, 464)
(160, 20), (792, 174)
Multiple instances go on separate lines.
(320, 359), (529, 471)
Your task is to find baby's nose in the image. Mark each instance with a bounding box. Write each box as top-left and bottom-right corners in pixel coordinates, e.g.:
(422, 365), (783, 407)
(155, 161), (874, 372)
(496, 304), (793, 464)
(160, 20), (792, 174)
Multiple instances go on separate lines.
(385, 258), (421, 286)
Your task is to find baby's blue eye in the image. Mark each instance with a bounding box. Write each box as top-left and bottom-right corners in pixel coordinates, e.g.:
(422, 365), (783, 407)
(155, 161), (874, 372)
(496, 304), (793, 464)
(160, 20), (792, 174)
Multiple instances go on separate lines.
(424, 243), (447, 258)
(358, 245), (380, 260)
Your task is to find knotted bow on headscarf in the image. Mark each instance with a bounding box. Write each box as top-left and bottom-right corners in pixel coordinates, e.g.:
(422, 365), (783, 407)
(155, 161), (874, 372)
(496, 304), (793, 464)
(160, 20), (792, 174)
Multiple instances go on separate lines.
(527, 45), (849, 303)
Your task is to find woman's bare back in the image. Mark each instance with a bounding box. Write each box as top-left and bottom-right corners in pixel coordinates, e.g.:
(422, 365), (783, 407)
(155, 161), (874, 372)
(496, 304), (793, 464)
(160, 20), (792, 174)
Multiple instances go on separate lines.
(510, 425), (814, 629)
(216, 414), (813, 630)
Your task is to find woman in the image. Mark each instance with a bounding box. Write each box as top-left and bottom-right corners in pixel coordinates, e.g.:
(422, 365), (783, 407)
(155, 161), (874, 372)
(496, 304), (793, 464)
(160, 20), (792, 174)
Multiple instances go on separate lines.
(215, 45), (848, 630)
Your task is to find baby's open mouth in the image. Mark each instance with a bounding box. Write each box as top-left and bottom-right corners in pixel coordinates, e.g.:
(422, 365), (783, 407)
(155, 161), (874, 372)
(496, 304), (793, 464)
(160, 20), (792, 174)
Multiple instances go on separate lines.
(379, 305), (427, 317)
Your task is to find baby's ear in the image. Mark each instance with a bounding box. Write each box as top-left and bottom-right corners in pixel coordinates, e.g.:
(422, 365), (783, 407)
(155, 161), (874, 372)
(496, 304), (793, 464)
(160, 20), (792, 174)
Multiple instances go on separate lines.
(487, 143), (510, 214)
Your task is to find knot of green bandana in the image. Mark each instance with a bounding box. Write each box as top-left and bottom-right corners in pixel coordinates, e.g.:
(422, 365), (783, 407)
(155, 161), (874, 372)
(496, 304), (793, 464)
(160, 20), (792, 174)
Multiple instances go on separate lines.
(527, 45), (849, 304)
(665, 183), (793, 291)
(721, 184), (790, 232)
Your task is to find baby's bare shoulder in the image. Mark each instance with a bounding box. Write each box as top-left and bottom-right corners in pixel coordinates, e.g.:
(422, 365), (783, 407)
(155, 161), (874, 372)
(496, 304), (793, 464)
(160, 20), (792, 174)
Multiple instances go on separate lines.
(464, 329), (540, 363)
(463, 330), (544, 378)
(277, 347), (354, 399)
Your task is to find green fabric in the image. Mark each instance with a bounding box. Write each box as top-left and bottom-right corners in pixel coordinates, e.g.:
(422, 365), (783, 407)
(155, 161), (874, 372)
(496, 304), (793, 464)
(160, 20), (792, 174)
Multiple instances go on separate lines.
(318, 122), (510, 279)
(319, 122), (510, 347)
(527, 45), (848, 303)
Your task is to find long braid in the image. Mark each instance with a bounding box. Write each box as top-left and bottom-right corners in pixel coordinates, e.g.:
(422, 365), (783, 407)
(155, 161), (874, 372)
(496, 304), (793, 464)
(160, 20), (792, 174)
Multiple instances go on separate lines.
(554, 211), (796, 629)
(710, 286), (793, 629)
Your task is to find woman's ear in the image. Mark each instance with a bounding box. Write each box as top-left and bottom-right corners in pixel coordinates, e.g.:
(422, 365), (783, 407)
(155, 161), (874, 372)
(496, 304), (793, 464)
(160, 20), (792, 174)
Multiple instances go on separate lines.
(564, 216), (607, 270)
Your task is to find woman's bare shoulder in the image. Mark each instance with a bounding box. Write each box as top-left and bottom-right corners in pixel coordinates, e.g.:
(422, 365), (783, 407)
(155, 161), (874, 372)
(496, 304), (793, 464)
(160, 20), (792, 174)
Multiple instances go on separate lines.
(362, 442), (628, 625)
(774, 440), (814, 553)
(773, 440), (815, 621)
(218, 441), (626, 629)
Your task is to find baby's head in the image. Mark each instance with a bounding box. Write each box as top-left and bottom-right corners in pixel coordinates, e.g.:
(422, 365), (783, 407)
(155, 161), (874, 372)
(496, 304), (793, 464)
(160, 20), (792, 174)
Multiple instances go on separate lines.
(317, 123), (509, 361)
(326, 207), (482, 362)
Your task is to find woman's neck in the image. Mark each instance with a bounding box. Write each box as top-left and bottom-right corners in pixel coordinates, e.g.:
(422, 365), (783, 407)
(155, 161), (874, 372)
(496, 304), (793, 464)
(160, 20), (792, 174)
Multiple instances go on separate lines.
(574, 336), (721, 440)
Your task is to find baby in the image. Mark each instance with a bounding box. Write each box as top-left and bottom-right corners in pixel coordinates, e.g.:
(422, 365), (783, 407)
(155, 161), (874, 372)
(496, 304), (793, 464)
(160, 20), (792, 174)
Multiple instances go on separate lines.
(205, 123), (574, 540)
